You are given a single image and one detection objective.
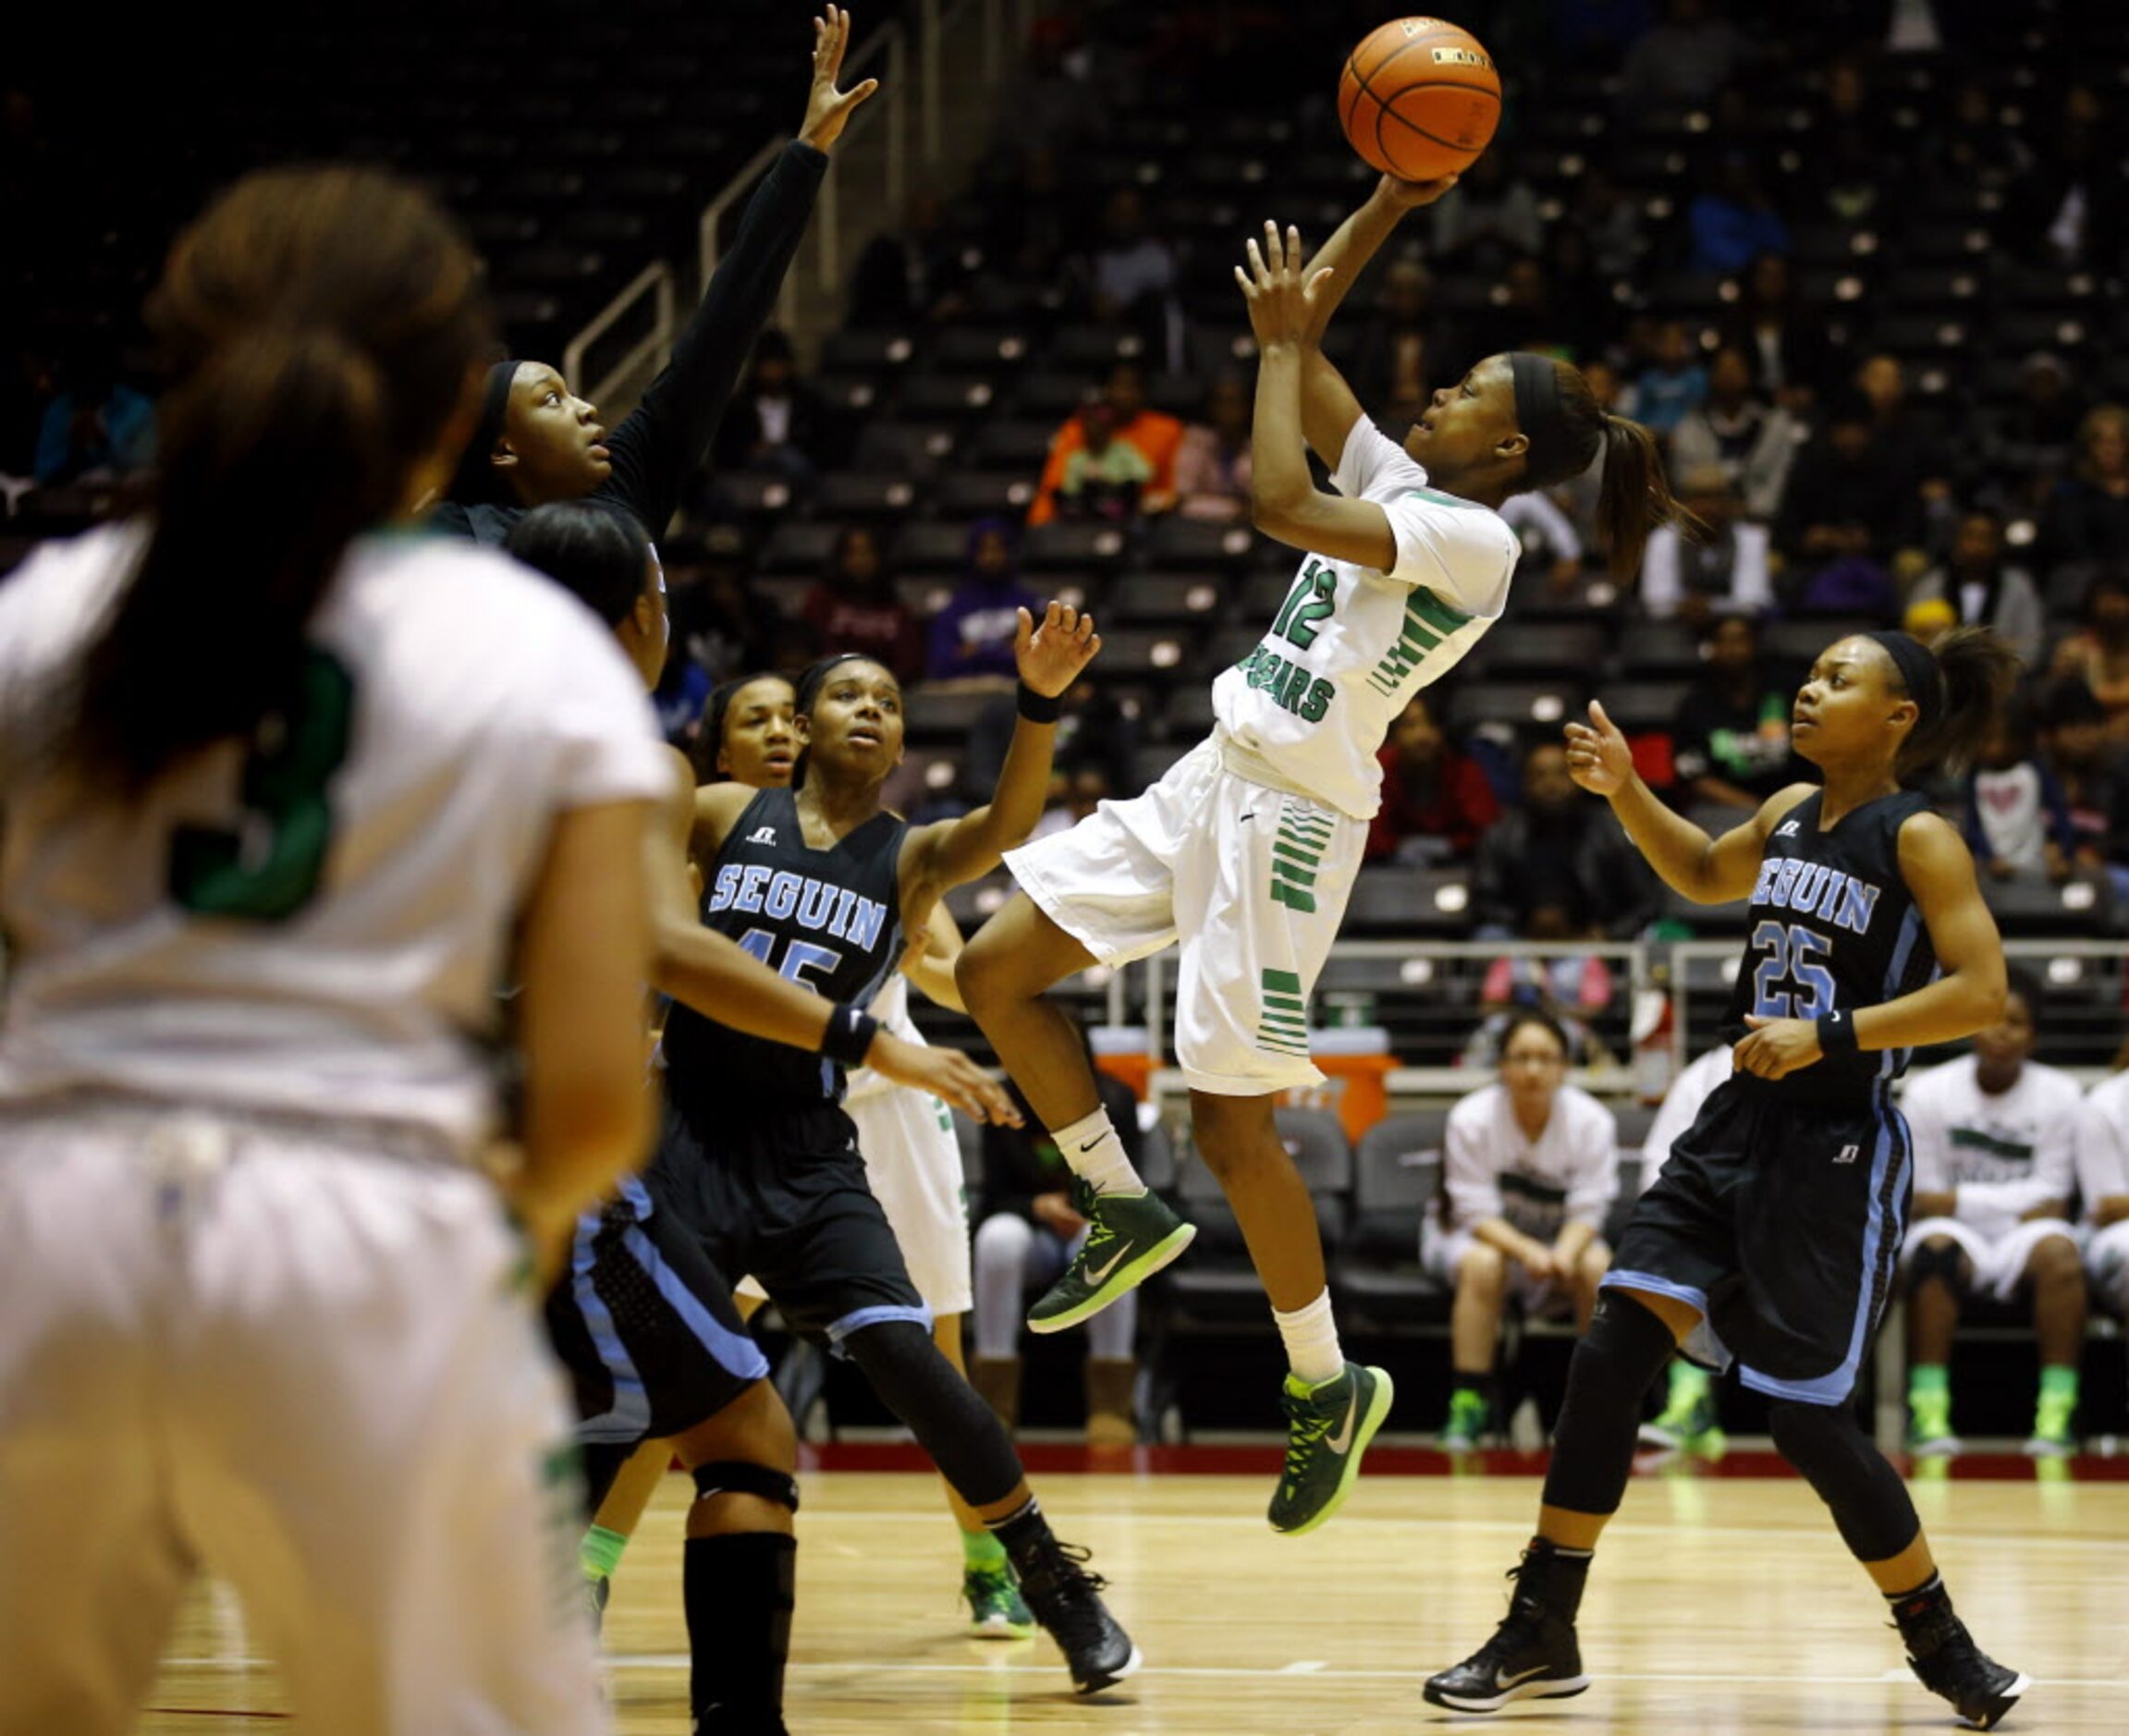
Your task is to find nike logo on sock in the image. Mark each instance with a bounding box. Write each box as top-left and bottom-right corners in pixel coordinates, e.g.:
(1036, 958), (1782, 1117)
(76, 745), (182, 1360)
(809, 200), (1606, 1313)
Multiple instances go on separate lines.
(1079, 1138), (1106, 1153)
(1324, 1386), (1361, 1454)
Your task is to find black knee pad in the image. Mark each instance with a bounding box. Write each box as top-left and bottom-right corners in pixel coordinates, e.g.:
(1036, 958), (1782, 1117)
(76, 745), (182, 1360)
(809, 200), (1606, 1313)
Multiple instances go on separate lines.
(1767, 1400), (1919, 1564)
(692, 1459), (801, 1513)
(1540, 1290), (1679, 1517)
(1906, 1237), (1969, 1299)
(845, 1319), (1025, 1509)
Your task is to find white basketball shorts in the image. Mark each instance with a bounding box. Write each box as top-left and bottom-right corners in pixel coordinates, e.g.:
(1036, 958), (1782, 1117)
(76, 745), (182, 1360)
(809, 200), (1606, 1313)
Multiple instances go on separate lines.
(1901, 1214), (2081, 1303)
(0, 1101), (601, 1736)
(1004, 736), (1364, 1096)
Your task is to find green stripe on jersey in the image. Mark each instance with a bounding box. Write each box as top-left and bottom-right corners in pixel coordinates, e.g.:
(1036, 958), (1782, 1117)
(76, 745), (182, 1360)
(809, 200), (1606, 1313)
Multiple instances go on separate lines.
(1367, 586), (1474, 696)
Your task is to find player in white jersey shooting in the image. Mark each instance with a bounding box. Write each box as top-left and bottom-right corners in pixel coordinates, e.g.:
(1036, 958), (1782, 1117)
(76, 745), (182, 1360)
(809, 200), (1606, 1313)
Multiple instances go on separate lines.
(0, 167), (662, 1734)
(958, 179), (1701, 1534)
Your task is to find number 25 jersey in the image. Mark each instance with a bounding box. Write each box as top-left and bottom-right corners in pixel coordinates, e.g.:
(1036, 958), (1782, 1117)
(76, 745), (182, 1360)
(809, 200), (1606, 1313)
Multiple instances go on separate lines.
(1721, 788), (1942, 1103)
(1211, 415), (1520, 822)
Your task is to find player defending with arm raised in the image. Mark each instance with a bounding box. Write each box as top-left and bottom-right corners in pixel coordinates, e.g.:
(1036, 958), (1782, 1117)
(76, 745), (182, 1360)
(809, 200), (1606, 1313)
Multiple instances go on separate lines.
(958, 177), (1700, 1537)
(1425, 628), (2032, 1730)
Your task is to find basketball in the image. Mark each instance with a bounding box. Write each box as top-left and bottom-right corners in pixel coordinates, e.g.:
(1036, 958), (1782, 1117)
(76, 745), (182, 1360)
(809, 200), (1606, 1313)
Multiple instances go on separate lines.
(1339, 17), (1502, 182)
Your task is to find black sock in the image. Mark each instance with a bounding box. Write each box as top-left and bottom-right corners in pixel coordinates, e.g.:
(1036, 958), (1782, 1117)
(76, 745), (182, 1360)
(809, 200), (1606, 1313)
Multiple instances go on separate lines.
(685, 1532), (796, 1733)
(1453, 1371), (1496, 1404)
(1520, 1536), (1594, 1624)
(985, 1495), (1054, 1578)
(1887, 1570), (1946, 1624)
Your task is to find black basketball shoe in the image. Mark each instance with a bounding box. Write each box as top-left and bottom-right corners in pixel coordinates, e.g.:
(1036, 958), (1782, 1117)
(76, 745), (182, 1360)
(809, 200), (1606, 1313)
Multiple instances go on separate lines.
(1011, 1533), (1141, 1694)
(1895, 1581), (2029, 1730)
(1423, 1542), (1592, 1713)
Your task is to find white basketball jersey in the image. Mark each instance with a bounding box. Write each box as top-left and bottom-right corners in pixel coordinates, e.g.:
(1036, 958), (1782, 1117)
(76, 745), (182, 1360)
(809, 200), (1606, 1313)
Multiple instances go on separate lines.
(843, 970), (921, 1108)
(0, 524), (669, 1151)
(1212, 416), (1520, 821)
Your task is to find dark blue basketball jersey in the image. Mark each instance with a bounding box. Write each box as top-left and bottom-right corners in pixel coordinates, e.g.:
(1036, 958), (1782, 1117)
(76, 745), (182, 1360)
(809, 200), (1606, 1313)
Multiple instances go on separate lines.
(661, 787), (908, 1114)
(1720, 789), (1941, 1103)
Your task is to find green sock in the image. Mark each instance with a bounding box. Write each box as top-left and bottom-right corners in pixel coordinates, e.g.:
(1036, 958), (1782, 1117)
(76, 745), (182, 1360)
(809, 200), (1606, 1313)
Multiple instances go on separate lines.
(1908, 1363), (1949, 1403)
(581, 1523), (630, 1583)
(960, 1526), (1009, 1571)
(2039, 1365), (2080, 1405)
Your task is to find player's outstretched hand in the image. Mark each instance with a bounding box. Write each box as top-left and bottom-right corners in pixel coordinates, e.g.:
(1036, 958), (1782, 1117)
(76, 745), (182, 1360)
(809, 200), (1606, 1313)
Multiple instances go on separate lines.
(800, 6), (880, 153)
(869, 1031), (1022, 1126)
(1015, 600), (1101, 699)
(1235, 221), (1333, 349)
(1563, 700), (1633, 797)
(1376, 172), (1462, 210)
(1733, 1014), (1824, 1081)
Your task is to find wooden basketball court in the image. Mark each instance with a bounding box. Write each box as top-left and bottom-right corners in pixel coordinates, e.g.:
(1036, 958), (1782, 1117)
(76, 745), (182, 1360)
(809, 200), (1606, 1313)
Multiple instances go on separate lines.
(145, 1449), (2128, 1731)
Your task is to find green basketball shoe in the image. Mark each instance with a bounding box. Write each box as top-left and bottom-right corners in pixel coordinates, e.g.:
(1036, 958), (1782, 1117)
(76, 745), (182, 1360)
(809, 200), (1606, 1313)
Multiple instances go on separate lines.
(1026, 1181), (1196, 1335)
(962, 1563), (1037, 1639)
(1267, 1362), (1394, 1535)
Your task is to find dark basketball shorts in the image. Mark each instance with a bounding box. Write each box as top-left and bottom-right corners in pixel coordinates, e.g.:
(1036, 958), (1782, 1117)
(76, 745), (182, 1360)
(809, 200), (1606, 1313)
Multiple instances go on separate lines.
(1605, 1075), (1912, 1406)
(543, 1176), (770, 1448)
(648, 1095), (931, 1351)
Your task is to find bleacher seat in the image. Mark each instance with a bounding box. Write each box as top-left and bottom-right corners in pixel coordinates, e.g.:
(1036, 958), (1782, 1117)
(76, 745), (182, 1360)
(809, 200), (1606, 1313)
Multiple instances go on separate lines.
(1335, 1112), (1448, 1337)
(1342, 865), (1476, 939)
(1022, 520), (1130, 573)
(1109, 573), (1226, 627)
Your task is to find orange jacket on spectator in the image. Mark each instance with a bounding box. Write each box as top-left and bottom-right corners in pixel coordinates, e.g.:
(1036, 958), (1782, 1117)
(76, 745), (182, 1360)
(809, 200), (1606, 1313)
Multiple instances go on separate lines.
(1027, 406), (1184, 526)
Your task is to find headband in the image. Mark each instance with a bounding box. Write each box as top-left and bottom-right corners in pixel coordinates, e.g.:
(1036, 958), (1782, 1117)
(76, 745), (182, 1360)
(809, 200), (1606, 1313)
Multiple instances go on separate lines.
(1509, 351), (1579, 488)
(443, 358), (519, 506)
(794, 651), (876, 712)
(1866, 630), (1945, 734)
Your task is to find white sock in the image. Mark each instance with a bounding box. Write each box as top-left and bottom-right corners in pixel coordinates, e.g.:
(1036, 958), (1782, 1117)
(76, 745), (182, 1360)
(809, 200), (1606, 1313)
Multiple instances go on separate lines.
(1050, 1106), (1146, 1196)
(1272, 1290), (1344, 1386)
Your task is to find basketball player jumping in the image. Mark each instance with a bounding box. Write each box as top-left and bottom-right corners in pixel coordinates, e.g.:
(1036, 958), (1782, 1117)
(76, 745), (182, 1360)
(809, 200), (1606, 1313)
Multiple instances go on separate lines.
(1425, 629), (2032, 1730)
(956, 189), (1700, 1534)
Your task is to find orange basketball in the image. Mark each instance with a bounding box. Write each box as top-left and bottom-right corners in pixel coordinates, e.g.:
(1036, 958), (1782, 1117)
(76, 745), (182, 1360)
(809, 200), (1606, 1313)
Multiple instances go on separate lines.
(1339, 17), (1502, 183)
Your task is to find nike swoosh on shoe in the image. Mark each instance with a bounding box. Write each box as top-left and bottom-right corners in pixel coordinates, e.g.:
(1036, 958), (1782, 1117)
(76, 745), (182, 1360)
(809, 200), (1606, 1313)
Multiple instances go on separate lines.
(1323, 1387), (1360, 1454)
(1084, 1245), (1130, 1285)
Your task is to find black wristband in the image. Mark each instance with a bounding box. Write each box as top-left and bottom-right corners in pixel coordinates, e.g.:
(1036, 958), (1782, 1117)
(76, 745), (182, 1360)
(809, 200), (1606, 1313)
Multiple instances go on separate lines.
(1817, 1009), (1858, 1057)
(1017, 683), (1063, 724)
(820, 1005), (879, 1068)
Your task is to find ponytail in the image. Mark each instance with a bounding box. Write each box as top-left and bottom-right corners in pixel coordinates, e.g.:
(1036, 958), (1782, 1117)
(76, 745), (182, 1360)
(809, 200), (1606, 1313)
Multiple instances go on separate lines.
(76, 327), (394, 789)
(1901, 626), (2021, 780)
(55, 166), (491, 789)
(1506, 354), (1706, 580)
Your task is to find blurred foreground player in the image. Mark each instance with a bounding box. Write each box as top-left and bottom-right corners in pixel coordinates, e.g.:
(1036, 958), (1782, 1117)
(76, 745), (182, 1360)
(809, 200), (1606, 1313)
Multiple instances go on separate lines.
(0, 168), (666, 1734)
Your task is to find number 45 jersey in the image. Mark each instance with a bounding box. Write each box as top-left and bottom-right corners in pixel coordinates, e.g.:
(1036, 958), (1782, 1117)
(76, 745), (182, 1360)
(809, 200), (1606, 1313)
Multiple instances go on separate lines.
(0, 525), (670, 1151)
(1722, 789), (1941, 1103)
(1211, 415), (1520, 822)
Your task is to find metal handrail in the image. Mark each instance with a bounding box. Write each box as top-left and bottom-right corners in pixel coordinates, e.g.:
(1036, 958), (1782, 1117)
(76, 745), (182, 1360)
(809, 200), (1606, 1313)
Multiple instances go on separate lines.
(562, 262), (676, 414)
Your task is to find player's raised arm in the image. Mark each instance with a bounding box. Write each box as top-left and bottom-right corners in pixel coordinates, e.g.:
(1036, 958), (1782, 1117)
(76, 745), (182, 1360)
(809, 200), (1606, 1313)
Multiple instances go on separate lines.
(1237, 223), (1399, 569)
(1564, 698), (1809, 904)
(902, 601), (1100, 896)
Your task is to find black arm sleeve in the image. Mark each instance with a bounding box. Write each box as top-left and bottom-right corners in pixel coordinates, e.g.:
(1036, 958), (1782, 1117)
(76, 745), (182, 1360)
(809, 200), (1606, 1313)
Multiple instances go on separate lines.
(593, 141), (828, 535)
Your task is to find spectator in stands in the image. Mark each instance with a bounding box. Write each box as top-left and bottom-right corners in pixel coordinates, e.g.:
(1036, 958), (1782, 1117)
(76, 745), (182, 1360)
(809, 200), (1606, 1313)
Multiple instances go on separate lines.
(1365, 691), (1499, 863)
(1927, 80), (2033, 198)
(2039, 405), (2129, 572)
(1462, 949), (1617, 1075)
(1986, 353), (2085, 498)
(1630, 320), (1707, 439)
(1619, 0), (1755, 105)
(800, 526), (923, 683)
(1962, 701), (2078, 884)
(1670, 614), (1799, 810)
(1027, 361), (1181, 526)
(667, 526), (774, 683)
(32, 347), (155, 485)
(1054, 397), (1153, 523)
(2075, 1070), (2129, 1331)
(1427, 1010), (1619, 1450)
(1687, 155), (1792, 277)
(1427, 149), (1543, 274)
(1473, 740), (1658, 942)
(1555, 359), (1627, 561)
(973, 145), (1084, 320)
(1171, 373), (1254, 521)
(1899, 970), (2086, 1458)
(1722, 252), (1832, 404)
(965, 678), (1139, 809)
(2048, 570), (2129, 741)
(1348, 259), (1453, 424)
(711, 328), (826, 481)
(1668, 344), (1803, 520)
(1086, 188), (1183, 374)
(1499, 487), (1586, 600)
(1903, 594), (1957, 649)
(2012, 95), (2128, 270)
(1773, 394), (1909, 617)
(1567, 165), (1646, 281)
(1474, 257), (1588, 366)
(2035, 677), (2129, 893)
(848, 190), (972, 327)
(969, 1054), (1143, 1446)
(432, 29), (870, 545)
(1854, 352), (1951, 506)
(1906, 508), (2046, 666)
(926, 518), (1040, 683)
(1638, 468), (1773, 623)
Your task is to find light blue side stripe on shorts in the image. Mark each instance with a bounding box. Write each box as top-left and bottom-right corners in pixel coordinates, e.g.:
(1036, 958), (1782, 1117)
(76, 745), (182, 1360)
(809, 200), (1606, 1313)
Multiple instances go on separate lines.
(569, 1209), (653, 1446)
(620, 1223), (770, 1384)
